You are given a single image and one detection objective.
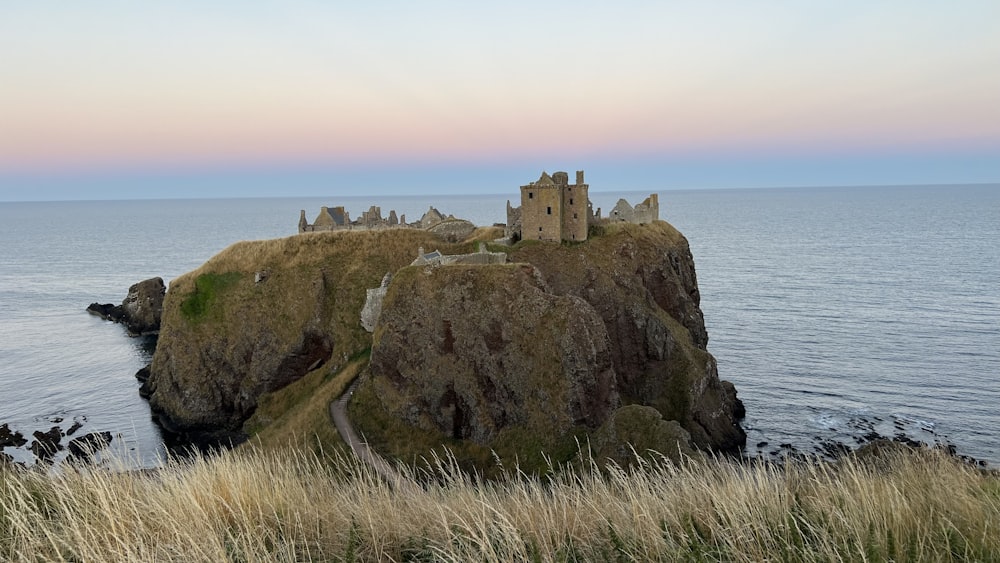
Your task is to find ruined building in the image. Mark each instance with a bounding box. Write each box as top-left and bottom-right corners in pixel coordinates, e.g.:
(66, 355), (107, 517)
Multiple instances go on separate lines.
(608, 194), (659, 224)
(506, 169), (660, 243)
(506, 170), (592, 243)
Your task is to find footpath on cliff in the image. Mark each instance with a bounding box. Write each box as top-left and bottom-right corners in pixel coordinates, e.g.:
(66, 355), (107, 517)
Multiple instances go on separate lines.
(329, 377), (416, 489)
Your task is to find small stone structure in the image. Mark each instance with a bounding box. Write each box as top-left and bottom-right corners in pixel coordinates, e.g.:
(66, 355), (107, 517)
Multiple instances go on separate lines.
(299, 205), (459, 233)
(412, 243), (507, 267)
(506, 169), (660, 243)
(608, 194), (659, 224)
(360, 273), (393, 333)
(360, 244), (508, 332)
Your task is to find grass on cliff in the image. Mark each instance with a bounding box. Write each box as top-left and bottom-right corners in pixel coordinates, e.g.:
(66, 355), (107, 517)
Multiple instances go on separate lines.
(1, 447), (997, 561)
(242, 355), (368, 457)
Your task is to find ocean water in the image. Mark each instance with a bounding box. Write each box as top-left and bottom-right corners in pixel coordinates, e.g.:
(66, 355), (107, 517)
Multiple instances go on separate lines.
(0, 186), (997, 466)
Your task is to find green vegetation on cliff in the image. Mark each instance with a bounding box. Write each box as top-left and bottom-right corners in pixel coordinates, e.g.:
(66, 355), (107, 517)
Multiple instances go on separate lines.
(179, 272), (242, 322)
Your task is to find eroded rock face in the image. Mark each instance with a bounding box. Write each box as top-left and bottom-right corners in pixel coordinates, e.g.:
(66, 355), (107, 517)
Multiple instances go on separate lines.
(509, 222), (745, 453)
(590, 405), (697, 467)
(143, 229), (453, 447)
(87, 276), (165, 336)
(146, 326), (333, 445)
(120, 277), (166, 335)
(367, 264), (619, 446)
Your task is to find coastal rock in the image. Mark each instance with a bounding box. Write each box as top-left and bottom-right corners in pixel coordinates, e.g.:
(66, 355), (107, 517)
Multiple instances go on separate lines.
(30, 426), (63, 461)
(121, 277), (166, 335)
(1, 423), (28, 448)
(67, 431), (113, 460)
(88, 276), (165, 336)
(509, 222), (746, 453)
(144, 229), (455, 445)
(363, 264), (619, 448)
(146, 222), (745, 463)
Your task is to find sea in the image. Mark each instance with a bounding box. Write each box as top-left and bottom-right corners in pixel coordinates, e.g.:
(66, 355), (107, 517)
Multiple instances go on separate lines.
(1, 185), (998, 467)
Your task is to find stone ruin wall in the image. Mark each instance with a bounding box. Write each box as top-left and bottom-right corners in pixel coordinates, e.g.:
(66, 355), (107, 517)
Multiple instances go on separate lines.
(607, 194), (659, 225)
(361, 244), (508, 332)
(300, 205), (460, 234)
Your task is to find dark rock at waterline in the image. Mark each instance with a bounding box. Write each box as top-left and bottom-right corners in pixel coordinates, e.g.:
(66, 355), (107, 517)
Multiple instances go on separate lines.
(87, 302), (126, 322)
(67, 432), (113, 460)
(88, 277), (165, 336)
(1, 423), (28, 448)
(30, 426), (64, 461)
(135, 365), (151, 383)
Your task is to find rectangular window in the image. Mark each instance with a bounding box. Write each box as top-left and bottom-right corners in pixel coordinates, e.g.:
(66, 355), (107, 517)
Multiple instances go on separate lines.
(547, 206), (552, 215)
(573, 213), (578, 219)
(528, 192), (534, 199)
(538, 226), (543, 231)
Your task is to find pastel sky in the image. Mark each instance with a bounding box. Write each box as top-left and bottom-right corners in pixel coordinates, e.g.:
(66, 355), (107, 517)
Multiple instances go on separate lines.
(2, 1), (999, 201)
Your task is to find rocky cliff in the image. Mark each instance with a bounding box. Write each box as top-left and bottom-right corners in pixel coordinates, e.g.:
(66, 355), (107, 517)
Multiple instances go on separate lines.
(87, 277), (166, 336)
(144, 221), (744, 463)
(143, 229), (455, 445)
(351, 222), (745, 466)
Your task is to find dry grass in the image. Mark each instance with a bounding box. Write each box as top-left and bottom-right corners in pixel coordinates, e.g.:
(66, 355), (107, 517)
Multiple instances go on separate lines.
(1, 447), (996, 562)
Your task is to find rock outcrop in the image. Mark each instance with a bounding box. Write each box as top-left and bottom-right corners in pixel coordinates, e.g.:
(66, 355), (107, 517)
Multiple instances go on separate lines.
(0, 423), (27, 449)
(352, 222), (745, 467)
(507, 222), (745, 453)
(143, 229), (458, 446)
(67, 431), (113, 460)
(365, 264), (619, 448)
(88, 277), (166, 336)
(145, 222), (745, 463)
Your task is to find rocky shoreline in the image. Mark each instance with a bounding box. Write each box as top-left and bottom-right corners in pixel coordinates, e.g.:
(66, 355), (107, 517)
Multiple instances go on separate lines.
(1, 419), (114, 466)
(87, 277), (166, 336)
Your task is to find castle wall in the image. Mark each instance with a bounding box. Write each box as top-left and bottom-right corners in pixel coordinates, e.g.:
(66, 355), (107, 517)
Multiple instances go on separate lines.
(561, 180), (588, 241)
(520, 185), (563, 242)
(632, 194), (659, 224)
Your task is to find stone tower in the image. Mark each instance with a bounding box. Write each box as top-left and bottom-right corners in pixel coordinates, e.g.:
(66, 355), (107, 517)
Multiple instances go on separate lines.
(519, 170), (589, 242)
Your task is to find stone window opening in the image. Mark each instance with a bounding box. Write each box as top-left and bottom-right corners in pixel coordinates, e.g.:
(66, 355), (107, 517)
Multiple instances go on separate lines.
(528, 192), (534, 199)
(570, 198), (574, 205)
(547, 206), (552, 215)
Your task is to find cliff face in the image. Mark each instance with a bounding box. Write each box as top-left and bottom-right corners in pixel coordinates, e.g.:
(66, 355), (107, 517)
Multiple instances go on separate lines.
(508, 222), (745, 452)
(145, 221), (745, 461)
(365, 264), (619, 447)
(354, 222), (745, 466)
(144, 229), (455, 444)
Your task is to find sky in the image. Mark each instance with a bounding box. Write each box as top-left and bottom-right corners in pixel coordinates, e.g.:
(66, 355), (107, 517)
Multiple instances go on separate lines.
(2, 1), (999, 201)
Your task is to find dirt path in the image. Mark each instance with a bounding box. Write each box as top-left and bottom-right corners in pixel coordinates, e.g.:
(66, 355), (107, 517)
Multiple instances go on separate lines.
(330, 378), (414, 490)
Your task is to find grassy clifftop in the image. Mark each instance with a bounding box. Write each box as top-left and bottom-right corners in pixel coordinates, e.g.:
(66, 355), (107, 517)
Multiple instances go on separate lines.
(145, 228), (496, 444)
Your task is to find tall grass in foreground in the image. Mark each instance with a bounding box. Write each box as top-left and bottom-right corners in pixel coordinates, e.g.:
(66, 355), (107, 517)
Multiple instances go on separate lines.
(1, 447), (997, 562)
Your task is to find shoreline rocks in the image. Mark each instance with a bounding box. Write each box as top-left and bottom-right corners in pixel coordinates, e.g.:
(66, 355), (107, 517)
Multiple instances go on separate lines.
(88, 277), (165, 336)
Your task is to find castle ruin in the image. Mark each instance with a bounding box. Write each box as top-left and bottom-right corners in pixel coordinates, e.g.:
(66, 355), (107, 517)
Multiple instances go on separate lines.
(299, 204), (477, 242)
(506, 170), (591, 243)
(608, 194), (659, 224)
(506, 170), (659, 243)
